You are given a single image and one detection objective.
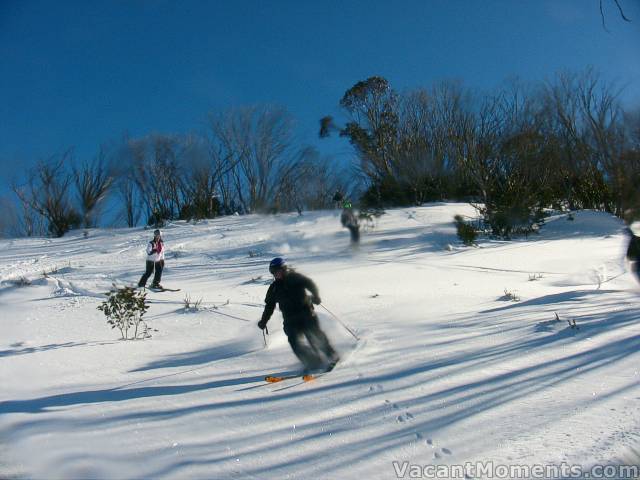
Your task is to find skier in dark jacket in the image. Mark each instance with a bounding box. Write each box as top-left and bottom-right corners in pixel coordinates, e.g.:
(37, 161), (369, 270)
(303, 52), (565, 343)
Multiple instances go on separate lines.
(627, 223), (640, 284)
(138, 229), (165, 289)
(258, 258), (339, 372)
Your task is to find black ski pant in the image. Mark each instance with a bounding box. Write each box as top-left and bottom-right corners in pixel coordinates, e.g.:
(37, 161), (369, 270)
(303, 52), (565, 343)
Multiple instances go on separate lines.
(283, 311), (337, 370)
(139, 260), (164, 287)
(347, 225), (360, 244)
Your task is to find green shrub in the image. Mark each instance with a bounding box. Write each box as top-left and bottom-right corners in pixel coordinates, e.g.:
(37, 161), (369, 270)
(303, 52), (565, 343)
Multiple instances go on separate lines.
(454, 215), (477, 245)
(98, 285), (151, 340)
(477, 202), (544, 239)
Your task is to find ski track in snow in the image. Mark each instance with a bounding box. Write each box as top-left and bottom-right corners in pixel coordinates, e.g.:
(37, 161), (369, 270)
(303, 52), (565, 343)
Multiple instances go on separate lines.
(0, 204), (639, 479)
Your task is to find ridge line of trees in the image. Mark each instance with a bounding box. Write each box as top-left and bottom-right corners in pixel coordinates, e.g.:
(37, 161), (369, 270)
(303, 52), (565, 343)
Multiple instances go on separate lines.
(3, 68), (639, 239)
(321, 69), (640, 237)
(6, 105), (356, 237)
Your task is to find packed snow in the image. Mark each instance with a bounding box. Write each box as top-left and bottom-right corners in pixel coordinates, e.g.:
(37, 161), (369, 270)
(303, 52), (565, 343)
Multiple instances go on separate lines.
(1, 203), (639, 479)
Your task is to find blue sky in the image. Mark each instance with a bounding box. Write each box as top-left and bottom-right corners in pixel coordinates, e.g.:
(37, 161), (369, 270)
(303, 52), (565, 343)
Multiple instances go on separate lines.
(1, 0), (639, 195)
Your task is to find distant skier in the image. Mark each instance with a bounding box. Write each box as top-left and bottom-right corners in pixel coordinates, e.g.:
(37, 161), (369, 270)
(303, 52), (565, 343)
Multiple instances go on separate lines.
(138, 229), (165, 289)
(332, 190), (344, 209)
(258, 257), (339, 372)
(340, 200), (360, 244)
(627, 223), (640, 284)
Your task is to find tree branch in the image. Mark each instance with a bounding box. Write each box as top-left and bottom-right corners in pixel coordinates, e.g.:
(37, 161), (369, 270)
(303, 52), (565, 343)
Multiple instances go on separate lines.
(600, 0), (632, 32)
(614, 0), (632, 21)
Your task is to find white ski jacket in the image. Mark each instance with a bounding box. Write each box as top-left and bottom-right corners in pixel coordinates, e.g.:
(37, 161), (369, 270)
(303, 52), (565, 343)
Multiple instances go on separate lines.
(146, 240), (165, 262)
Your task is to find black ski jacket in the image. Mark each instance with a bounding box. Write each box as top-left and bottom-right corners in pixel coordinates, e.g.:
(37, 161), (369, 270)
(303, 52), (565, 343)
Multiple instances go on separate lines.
(341, 208), (358, 228)
(260, 270), (321, 326)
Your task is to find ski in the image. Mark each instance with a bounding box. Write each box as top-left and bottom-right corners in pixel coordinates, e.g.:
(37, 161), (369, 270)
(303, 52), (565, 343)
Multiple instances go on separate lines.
(148, 287), (181, 292)
(264, 358), (338, 384)
(264, 374), (317, 383)
(269, 372), (331, 392)
(265, 374), (300, 383)
(265, 369), (330, 384)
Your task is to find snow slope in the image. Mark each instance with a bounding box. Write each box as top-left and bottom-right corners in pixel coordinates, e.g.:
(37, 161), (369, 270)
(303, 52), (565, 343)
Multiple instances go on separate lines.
(1, 203), (639, 479)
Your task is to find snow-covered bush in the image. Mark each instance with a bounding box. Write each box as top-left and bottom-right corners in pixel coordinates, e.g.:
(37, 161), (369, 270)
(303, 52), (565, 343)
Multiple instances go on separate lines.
(98, 285), (151, 340)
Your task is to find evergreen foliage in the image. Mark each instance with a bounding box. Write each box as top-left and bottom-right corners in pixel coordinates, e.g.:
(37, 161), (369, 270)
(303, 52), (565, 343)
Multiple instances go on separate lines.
(454, 215), (478, 245)
(322, 70), (640, 238)
(98, 285), (151, 340)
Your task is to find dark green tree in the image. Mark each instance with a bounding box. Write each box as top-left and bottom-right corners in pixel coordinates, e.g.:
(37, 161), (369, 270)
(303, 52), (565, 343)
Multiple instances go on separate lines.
(321, 76), (400, 203)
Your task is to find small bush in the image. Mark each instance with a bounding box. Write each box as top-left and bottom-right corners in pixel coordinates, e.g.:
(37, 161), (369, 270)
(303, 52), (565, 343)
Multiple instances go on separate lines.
(479, 203), (543, 239)
(454, 215), (477, 245)
(98, 285), (151, 340)
(183, 293), (203, 312)
(502, 288), (520, 302)
(146, 208), (171, 228)
(42, 266), (60, 278)
(48, 208), (82, 238)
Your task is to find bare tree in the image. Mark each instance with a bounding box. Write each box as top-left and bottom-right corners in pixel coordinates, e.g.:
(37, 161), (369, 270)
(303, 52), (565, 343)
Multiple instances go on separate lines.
(73, 147), (114, 228)
(575, 70), (627, 215)
(12, 150), (80, 237)
(620, 107), (640, 221)
(394, 89), (437, 204)
(118, 172), (140, 228)
(543, 70), (629, 214)
(0, 196), (20, 238)
(269, 146), (353, 213)
(9, 186), (45, 237)
(178, 138), (220, 219)
(127, 134), (186, 225)
(183, 126), (241, 218)
(209, 105), (304, 213)
(109, 137), (142, 228)
(447, 80), (557, 236)
(394, 82), (473, 203)
(208, 108), (253, 213)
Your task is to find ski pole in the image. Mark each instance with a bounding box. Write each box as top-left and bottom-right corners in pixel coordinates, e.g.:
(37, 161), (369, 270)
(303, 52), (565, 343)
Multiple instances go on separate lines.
(319, 304), (359, 341)
(262, 326), (269, 347)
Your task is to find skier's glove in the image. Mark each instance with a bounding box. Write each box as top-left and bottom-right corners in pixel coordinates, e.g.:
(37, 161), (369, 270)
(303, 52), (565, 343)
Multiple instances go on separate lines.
(258, 318), (268, 330)
(312, 296), (321, 305)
